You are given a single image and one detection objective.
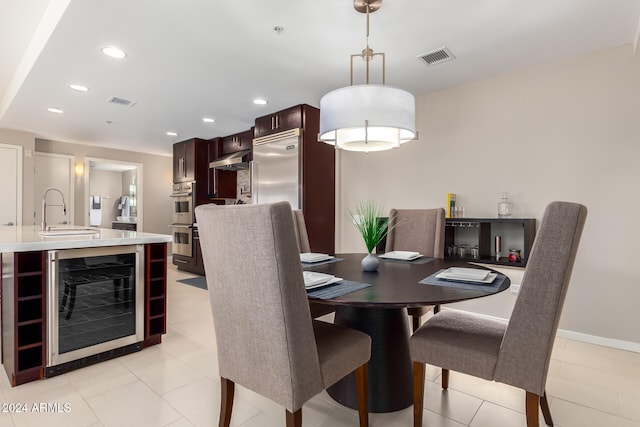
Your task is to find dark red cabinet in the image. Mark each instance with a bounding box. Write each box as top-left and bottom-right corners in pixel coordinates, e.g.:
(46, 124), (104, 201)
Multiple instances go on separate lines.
(254, 105), (303, 138)
(207, 136), (239, 200)
(144, 243), (168, 347)
(173, 139), (197, 183)
(1, 251), (47, 386)
(221, 129), (253, 155)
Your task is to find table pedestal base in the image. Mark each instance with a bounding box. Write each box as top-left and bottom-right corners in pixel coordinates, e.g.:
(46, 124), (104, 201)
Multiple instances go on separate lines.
(328, 306), (413, 413)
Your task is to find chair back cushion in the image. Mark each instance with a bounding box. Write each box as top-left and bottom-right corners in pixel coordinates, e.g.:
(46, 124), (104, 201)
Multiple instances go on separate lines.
(292, 209), (311, 253)
(195, 202), (323, 410)
(385, 208), (445, 258)
(494, 201), (587, 395)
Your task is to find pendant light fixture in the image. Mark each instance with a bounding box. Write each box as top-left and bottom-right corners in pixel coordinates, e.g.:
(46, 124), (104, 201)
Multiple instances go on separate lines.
(319, 0), (417, 152)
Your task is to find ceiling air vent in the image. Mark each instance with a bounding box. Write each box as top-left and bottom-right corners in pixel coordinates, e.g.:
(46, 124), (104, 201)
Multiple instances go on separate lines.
(418, 47), (456, 67)
(106, 96), (137, 107)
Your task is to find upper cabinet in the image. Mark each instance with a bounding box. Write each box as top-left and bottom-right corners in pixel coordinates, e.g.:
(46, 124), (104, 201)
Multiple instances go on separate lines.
(221, 129), (253, 155)
(173, 138), (208, 183)
(254, 105), (304, 138)
(172, 138), (210, 206)
(172, 140), (194, 182)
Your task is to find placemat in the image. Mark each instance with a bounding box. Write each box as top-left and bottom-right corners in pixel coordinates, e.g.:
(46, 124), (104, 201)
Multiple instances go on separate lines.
(419, 269), (506, 292)
(302, 257), (343, 268)
(307, 280), (372, 299)
(379, 256), (434, 265)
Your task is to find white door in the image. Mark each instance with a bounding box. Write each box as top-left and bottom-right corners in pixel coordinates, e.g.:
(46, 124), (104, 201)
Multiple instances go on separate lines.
(0, 143), (22, 227)
(35, 153), (74, 227)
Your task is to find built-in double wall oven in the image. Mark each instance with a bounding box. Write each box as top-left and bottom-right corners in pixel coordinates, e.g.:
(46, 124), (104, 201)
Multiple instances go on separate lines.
(169, 182), (195, 259)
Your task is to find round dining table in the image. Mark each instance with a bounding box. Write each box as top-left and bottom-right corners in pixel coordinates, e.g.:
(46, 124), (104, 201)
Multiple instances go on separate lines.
(303, 253), (511, 413)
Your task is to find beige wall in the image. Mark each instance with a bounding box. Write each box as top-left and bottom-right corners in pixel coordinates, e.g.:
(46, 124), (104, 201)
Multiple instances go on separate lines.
(337, 44), (640, 346)
(0, 133), (172, 235)
(35, 138), (172, 235)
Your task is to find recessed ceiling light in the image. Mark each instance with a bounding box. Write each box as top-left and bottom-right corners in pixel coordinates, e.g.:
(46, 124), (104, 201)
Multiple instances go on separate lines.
(202, 117), (215, 123)
(166, 131), (178, 136)
(101, 46), (127, 59)
(253, 98), (268, 105)
(69, 84), (89, 92)
(47, 108), (64, 114)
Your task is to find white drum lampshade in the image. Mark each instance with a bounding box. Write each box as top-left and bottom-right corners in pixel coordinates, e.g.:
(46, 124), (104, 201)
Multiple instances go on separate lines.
(319, 84), (416, 152)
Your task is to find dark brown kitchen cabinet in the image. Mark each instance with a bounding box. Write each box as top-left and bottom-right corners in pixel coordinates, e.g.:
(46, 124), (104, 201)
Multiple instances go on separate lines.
(191, 229), (205, 276)
(112, 222), (137, 231)
(173, 138), (211, 205)
(1, 251), (47, 386)
(207, 137), (237, 200)
(254, 105), (303, 138)
(144, 243), (168, 347)
(173, 139), (195, 182)
(221, 129), (253, 155)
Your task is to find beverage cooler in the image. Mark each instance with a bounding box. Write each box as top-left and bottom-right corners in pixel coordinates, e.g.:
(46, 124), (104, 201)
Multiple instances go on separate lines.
(46, 245), (144, 370)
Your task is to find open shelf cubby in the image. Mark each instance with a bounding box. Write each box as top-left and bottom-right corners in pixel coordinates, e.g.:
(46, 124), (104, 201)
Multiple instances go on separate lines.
(444, 218), (536, 267)
(143, 243), (167, 347)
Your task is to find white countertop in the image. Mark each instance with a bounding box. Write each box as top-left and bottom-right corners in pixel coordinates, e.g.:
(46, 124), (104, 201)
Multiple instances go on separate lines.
(0, 226), (172, 252)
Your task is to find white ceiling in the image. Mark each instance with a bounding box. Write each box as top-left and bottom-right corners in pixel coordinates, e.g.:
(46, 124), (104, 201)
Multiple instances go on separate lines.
(1, 0), (640, 156)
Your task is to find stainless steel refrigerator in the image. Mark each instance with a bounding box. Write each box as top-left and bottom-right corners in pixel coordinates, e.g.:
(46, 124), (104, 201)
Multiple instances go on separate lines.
(251, 128), (302, 207)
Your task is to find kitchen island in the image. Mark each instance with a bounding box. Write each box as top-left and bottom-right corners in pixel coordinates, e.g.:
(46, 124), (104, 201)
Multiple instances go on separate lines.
(0, 226), (172, 386)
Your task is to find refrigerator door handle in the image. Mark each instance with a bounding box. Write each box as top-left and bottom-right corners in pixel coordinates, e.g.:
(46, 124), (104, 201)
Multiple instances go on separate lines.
(249, 160), (257, 204)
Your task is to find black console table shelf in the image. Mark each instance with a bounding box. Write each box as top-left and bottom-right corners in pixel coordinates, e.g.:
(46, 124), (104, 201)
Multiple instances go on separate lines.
(444, 218), (536, 267)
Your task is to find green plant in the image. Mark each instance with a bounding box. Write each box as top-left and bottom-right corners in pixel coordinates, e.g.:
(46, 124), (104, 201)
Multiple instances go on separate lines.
(349, 200), (390, 254)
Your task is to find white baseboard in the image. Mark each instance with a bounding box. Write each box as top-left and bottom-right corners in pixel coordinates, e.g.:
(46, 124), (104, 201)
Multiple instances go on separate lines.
(442, 307), (640, 354)
(556, 329), (640, 353)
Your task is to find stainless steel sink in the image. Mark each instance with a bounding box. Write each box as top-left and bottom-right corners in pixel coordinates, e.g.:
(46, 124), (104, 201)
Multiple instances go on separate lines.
(39, 227), (100, 236)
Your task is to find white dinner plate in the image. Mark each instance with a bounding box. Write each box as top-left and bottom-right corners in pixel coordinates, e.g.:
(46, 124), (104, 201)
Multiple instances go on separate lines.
(436, 268), (497, 284)
(438, 267), (490, 280)
(303, 271), (335, 287)
(379, 251), (423, 261)
(305, 276), (343, 290)
(300, 253), (334, 263)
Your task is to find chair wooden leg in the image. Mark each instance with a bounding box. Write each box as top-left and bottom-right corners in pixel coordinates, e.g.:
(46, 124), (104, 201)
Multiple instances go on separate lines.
(413, 362), (425, 427)
(540, 390), (554, 426)
(219, 377), (234, 427)
(441, 368), (449, 390)
(285, 409), (302, 427)
(355, 363), (369, 427)
(525, 392), (540, 427)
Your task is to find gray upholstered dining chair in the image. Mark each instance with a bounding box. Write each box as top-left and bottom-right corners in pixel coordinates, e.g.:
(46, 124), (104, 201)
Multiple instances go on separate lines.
(385, 208), (446, 332)
(410, 201), (587, 427)
(292, 209), (311, 253)
(293, 209), (336, 319)
(195, 202), (371, 427)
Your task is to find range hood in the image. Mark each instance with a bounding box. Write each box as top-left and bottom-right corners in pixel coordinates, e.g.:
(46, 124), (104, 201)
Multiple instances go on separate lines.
(209, 149), (251, 170)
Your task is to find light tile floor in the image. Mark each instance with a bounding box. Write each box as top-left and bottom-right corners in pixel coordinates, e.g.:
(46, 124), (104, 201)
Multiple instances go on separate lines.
(1, 264), (639, 427)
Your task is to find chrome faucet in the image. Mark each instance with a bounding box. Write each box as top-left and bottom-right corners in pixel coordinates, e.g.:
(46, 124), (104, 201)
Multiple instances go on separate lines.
(41, 187), (67, 231)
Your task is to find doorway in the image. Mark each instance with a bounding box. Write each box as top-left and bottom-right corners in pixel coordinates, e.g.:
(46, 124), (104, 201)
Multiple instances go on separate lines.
(83, 158), (143, 231)
(0, 143), (22, 227)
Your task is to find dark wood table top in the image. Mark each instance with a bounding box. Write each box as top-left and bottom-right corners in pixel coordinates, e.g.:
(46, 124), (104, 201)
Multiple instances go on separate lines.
(304, 253), (510, 309)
